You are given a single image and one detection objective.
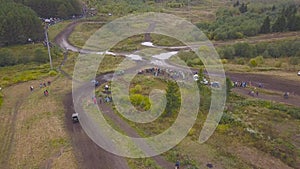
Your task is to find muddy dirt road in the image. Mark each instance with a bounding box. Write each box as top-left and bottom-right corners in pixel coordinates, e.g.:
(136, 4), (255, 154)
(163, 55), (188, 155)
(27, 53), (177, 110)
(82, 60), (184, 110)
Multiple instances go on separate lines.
(227, 72), (300, 107)
(64, 92), (130, 169)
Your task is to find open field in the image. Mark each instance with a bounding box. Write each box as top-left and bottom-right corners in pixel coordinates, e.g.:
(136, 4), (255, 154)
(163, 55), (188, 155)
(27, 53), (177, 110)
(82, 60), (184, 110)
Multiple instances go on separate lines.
(0, 75), (78, 169)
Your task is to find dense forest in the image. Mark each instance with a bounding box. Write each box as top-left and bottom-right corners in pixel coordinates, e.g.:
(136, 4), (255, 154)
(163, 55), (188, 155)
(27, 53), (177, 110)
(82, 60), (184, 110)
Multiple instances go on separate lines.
(0, 0), (82, 47)
(0, 1), (43, 46)
(13, 0), (82, 19)
(197, 1), (300, 40)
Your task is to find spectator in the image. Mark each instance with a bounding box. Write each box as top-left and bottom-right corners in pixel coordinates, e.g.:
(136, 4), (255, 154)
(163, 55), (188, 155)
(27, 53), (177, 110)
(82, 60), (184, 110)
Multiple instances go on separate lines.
(175, 160), (180, 169)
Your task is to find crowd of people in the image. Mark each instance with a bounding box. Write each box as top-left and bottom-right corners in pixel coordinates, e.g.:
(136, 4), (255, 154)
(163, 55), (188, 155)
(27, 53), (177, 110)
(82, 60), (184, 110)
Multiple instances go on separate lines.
(29, 80), (51, 97)
(233, 80), (294, 99)
(137, 67), (194, 81)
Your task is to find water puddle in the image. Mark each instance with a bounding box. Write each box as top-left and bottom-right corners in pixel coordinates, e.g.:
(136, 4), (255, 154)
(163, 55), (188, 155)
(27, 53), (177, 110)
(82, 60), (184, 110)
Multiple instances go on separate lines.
(125, 54), (143, 61)
(141, 42), (155, 47)
(152, 51), (178, 60)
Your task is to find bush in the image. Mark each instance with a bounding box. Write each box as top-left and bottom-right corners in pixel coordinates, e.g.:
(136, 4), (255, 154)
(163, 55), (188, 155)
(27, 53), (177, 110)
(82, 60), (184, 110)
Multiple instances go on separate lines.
(130, 94), (151, 111)
(220, 112), (235, 124)
(0, 50), (15, 67)
(249, 58), (258, 67)
(287, 109), (300, 119)
(0, 92), (3, 107)
(234, 58), (245, 65)
(167, 2), (184, 8)
(130, 85), (142, 94)
(289, 57), (299, 66)
(255, 55), (264, 64)
(48, 70), (58, 76)
(274, 61), (282, 68)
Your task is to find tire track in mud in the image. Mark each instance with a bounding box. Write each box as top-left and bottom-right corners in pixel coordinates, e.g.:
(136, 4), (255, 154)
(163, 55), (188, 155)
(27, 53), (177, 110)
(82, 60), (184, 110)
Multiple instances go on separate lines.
(0, 95), (24, 169)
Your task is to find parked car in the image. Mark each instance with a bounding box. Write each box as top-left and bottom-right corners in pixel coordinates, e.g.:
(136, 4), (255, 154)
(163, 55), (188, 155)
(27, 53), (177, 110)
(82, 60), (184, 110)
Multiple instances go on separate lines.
(193, 74), (199, 81)
(298, 71), (300, 76)
(72, 113), (79, 123)
(211, 81), (220, 88)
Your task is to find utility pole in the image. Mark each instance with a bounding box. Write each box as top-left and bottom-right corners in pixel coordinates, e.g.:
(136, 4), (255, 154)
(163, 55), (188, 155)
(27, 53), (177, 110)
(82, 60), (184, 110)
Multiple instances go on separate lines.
(188, 0), (191, 22)
(45, 25), (53, 70)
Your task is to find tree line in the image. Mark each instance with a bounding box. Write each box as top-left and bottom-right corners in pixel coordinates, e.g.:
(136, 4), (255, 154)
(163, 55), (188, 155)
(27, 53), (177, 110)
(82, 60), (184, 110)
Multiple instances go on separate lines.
(0, 0), (43, 46)
(0, 0), (82, 47)
(217, 39), (300, 59)
(14, 0), (82, 19)
(197, 1), (300, 40)
(0, 45), (60, 67)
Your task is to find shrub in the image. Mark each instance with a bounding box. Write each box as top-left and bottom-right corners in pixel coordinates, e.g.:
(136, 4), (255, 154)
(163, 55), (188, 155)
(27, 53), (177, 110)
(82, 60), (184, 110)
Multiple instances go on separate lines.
(0, 92), (3, 107)
(255, 55), (264, 64)
(48, 70), (58, 76)
(235, 58), (245, 65)
(130, 94), (151, 111)
(289, 57), (299, 66)
(130, 85), (142, 94)
(274, 61), (282, 68)
(249, 58), (258, 67)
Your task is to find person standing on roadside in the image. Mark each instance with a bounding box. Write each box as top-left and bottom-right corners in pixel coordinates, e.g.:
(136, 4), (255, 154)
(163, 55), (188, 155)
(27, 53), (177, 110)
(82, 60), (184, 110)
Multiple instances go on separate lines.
(175, 160), (180, 169)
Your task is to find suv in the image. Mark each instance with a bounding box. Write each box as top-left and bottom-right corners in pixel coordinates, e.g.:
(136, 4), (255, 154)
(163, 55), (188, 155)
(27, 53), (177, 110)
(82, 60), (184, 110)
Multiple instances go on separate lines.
(72, 113), (79, 123)
(211, 81), (220, 88)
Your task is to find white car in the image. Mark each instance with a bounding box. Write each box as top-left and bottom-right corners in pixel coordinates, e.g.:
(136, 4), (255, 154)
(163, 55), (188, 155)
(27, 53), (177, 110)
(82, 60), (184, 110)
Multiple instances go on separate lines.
(193, 74), (199, 81)
(72, 113), (79, 123)
(201, 78), (209, 85)
(298, 71), (300, 76)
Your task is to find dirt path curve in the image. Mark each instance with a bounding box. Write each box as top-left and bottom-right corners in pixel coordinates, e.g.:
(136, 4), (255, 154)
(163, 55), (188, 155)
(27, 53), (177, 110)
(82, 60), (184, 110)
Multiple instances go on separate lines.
(61, 63), (175, 168)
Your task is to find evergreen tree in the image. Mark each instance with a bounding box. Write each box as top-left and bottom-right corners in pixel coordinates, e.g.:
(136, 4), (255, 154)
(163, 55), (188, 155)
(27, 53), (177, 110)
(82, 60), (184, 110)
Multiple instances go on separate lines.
(287, 15), (296, 31)
(165, 81), (180, 117)
(233, 0), (240, 7)
(260, 16), (271, 34)
(239, 3), (247, 13)
(272, 14), (286, 32)
(272, 5), (276, 11)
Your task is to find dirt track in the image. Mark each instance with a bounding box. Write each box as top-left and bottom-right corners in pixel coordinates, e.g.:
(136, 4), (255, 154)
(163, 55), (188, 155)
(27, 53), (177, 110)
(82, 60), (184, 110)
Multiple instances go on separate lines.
(227, 72), (300, 107)
(64, 93), (130, 169)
